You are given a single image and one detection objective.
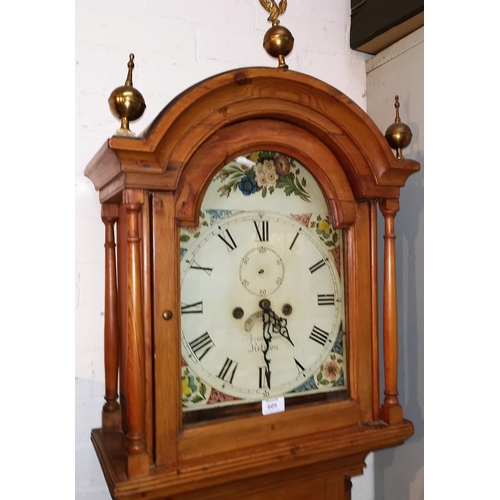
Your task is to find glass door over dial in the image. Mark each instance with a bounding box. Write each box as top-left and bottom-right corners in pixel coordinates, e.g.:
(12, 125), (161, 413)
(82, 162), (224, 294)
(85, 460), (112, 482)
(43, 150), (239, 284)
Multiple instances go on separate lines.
(179, 151), (346, 412)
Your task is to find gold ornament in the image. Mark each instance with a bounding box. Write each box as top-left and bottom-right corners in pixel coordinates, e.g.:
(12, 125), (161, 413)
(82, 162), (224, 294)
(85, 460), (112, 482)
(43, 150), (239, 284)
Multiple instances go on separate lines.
(108, 54), (146, 137)
(385, 96), (413, 159)
(259, 0), (287, 25)
(260, 0), (294, 70)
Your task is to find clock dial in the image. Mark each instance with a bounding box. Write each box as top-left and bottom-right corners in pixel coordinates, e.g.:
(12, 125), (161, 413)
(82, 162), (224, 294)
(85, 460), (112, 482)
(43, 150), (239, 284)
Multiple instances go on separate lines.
(180, 152), (346, 411)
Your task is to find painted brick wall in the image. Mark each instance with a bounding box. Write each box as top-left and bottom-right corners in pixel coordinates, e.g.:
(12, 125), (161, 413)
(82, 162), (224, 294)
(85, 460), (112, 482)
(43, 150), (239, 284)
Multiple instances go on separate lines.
(75, 1), (370, 498)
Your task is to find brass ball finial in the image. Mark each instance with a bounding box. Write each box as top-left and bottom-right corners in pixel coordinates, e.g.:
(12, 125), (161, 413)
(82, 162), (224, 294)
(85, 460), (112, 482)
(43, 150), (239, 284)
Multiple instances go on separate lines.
(108, 54), (146, 137)
(385, 95), (413, 159)
(260, 1), (294, 69)
(263, 25), (294, 70)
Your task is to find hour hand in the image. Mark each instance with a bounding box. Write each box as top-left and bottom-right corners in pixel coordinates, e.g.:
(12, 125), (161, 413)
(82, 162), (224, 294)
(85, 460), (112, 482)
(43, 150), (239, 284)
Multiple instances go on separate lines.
(258, 299), (294, 346)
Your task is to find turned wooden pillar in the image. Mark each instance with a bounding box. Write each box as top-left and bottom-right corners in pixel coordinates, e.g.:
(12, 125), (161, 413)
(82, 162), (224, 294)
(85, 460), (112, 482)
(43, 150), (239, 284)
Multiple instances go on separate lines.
(369, 202), (380, 421)
(101, 204), (121, 431)
(379, 199), (403, 424)
(123, 189), (149, 478)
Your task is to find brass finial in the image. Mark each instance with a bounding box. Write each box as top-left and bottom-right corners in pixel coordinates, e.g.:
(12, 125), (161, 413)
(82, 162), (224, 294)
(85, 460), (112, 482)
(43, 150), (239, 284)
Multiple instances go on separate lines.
(108, 54), (146, 137)
(385, 95), (413, 159)
(260, 1), (294, 70)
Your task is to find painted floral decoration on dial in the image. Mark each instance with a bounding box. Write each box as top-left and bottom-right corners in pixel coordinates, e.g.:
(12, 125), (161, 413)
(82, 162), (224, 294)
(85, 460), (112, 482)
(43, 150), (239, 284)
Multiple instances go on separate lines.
(213, 151), (310, 202)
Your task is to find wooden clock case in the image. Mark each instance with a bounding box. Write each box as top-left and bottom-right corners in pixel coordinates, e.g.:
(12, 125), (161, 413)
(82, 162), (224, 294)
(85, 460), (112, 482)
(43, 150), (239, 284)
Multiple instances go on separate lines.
(84, 67), (419, 500)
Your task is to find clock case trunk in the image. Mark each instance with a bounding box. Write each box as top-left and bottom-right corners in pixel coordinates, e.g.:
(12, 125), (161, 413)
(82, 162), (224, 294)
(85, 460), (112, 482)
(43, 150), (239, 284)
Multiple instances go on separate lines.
(85, 67), (419, 500)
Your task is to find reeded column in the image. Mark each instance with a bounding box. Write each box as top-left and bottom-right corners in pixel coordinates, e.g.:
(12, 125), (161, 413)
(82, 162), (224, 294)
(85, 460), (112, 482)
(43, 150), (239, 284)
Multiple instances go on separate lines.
(101, 204), (121, 431)
(123, 189), (149, 477)
(379, 199), (403, 424)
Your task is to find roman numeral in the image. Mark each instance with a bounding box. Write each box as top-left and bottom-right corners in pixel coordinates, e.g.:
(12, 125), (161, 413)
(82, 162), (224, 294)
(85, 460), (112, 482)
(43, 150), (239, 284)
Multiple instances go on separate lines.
(217, 228), (237, 251)
(254, 220), (269, 242)
(317, 294), (335, 305)
(258, 367), (271, 389)
(217, 357), (238, 383)
(294, 358), (306, 373)
(309, 325), (330, 346)
(309, 259), (326, 274)
(188, 259), (213, 275)
(188, 332), (215, 361)
(289, 231), (300, 250)
(181, 301), (203, 314)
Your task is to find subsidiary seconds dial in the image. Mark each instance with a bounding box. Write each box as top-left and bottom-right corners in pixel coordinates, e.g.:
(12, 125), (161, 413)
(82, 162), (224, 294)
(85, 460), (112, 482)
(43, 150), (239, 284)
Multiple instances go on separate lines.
(239, 246), (285, 297)
(180, 211), (342, 400)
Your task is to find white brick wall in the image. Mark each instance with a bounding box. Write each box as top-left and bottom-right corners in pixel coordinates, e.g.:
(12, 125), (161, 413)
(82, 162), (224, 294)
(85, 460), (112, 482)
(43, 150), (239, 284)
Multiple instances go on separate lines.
(75, 1), (370, 498)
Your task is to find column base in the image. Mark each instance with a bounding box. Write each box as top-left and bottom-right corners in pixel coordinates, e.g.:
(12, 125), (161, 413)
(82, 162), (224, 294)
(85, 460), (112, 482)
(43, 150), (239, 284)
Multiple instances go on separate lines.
(381, 404), (403, 424)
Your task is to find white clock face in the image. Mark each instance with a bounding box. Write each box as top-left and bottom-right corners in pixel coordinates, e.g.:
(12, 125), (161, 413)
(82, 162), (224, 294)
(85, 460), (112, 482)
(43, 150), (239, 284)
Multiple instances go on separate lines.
(181, 211), (342, 400)
(180, 151), (346, 411)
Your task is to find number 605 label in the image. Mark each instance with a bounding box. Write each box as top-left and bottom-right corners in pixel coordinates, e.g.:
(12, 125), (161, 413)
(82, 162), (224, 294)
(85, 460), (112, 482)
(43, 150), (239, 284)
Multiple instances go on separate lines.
(262, 397), (285, 416)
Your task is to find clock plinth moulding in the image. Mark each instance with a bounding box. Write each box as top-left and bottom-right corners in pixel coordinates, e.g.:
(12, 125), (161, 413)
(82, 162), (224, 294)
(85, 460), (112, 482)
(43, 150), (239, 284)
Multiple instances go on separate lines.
(84, 65), (419, 500)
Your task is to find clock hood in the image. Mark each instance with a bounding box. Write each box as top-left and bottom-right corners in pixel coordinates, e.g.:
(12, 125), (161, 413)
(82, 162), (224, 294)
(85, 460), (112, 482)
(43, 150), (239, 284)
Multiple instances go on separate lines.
(85, 67), (419, 211)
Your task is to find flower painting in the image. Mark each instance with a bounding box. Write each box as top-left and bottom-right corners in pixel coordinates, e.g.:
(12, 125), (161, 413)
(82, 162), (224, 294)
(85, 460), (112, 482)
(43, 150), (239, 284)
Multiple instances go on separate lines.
(316, 353), (344, 387)
(213, 151), (311, 202)
(182, 368), (208, 405)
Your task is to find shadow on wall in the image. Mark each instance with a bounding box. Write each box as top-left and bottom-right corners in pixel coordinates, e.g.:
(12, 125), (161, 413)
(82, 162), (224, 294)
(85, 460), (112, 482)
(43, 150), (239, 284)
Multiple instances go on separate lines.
(375, 143), (424, 500)
(75, 378), (112, 500)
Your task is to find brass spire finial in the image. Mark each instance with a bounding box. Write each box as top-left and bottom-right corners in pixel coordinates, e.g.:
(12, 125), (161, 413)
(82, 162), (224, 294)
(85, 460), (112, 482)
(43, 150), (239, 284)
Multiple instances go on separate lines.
(108, 54), (146, 137)
(260, 1), (294, 70)
(385, 95), (413, 159)
(124, 53), (135, 86)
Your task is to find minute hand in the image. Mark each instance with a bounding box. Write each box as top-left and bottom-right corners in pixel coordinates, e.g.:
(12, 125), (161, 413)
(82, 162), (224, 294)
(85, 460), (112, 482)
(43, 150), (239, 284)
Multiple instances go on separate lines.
(258, 299), (294, 347)
(261, 306), (273, 389)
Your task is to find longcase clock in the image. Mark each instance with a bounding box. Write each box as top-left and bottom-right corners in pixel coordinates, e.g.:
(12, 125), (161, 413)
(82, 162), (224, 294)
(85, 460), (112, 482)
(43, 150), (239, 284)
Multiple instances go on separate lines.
(84, 65), (419, 499)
